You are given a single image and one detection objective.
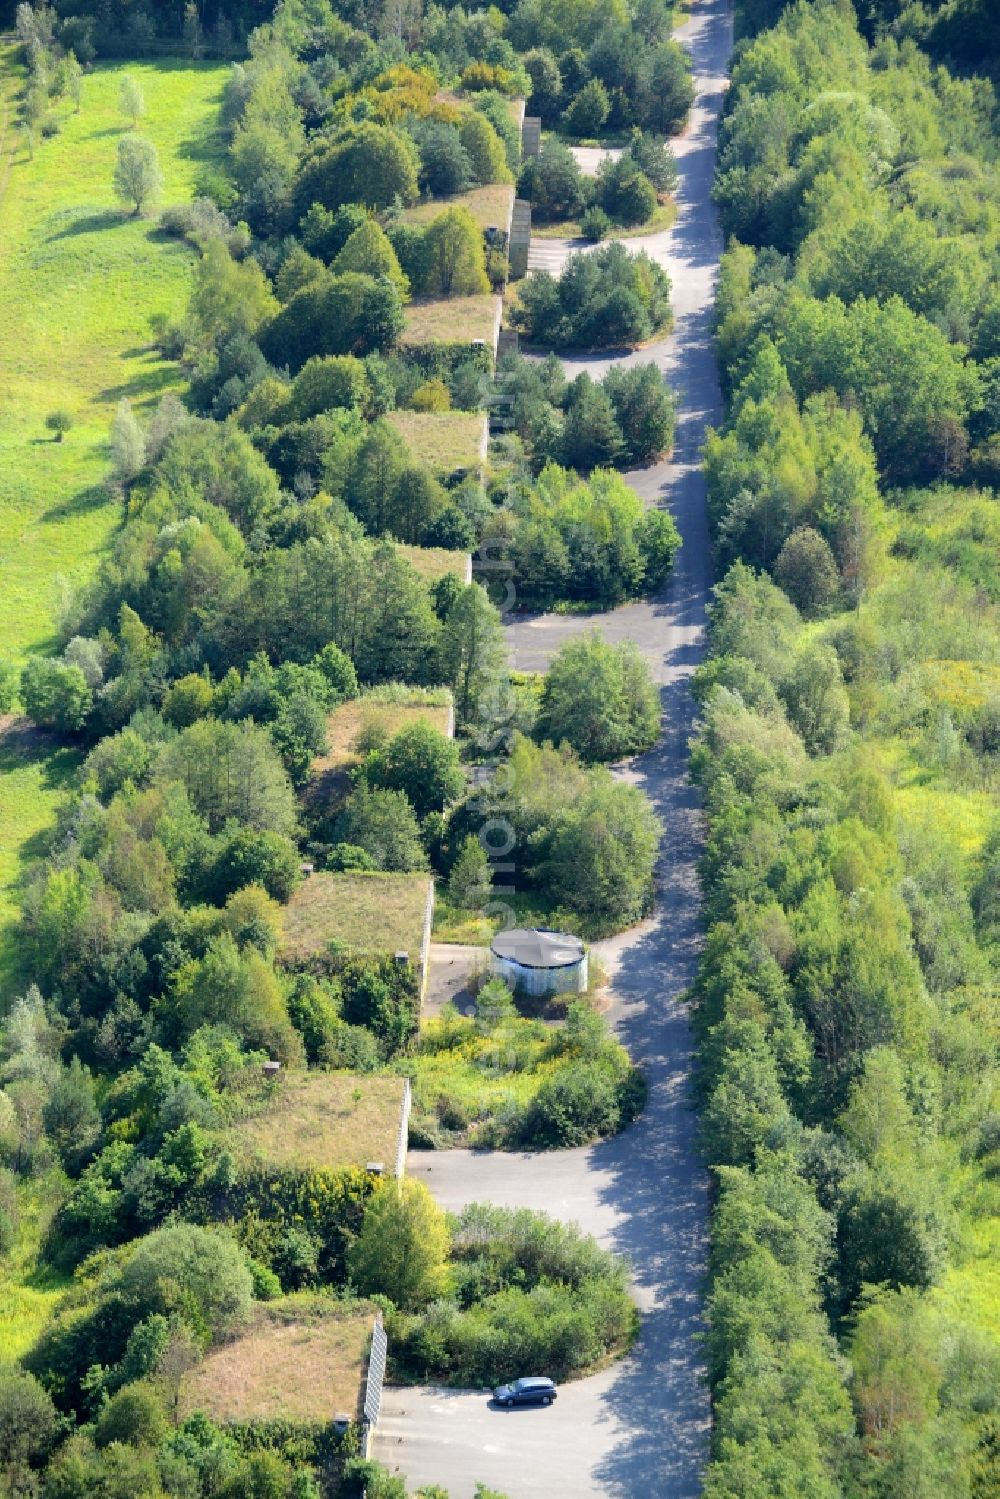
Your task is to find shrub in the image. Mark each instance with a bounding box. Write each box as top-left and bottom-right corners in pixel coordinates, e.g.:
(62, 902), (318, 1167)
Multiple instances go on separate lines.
(581, 205), (612, 241)
(162, 673), (215, 728)
(598, 160), (657, 226)
(290, 356), (371, 420)
(626, 130), (678, 193)
(332, 784), (427, 872)
(458, 111), (511, 185)
(20, 657), (91, 732)
(45, 409), (73, 441)
(773, 527), (841, 618)
(207, 827), (301, 904)
(563, 79), (610, 137)
(94, 1383), (168, 1449)
(348, 1178), (451, 1309)
(603, 362), (676, 464)
(523, 1061), (625, 1146)
(0, 1370), (59, 1490)
(423, 208), (490, 297)
(411, 118), (473, 197)
(518, 140), (587, 222)
(332, 219), (410, 295)
(448, 834), (491, 908)
(537, 633), (660, 762)
(461, 62), (516, 94)
(365, 721), (464, 819)
(388, 1204), (635, 1385)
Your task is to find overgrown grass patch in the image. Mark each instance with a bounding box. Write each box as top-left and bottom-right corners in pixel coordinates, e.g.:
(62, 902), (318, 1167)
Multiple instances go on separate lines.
(224, 1071), (408, 1174)
(178, 1297), (375, 1425)
(280, 871), (431, 962)
(405, 996), (643, 1149)
(387, 409), (487, 473)
(398, 542), (471, 584)
(400, 293), (500, 349)
(0, 1174), (71, 1361)
(313, 690), (452, 781)
(399, 183), (514, 232)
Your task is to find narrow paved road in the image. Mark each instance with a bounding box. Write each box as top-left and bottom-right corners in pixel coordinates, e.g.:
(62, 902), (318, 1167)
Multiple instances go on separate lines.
(376, 4), (733, 1494)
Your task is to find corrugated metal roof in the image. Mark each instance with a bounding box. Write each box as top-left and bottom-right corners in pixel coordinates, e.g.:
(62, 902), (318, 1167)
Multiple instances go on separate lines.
(490, 928), (585, 969)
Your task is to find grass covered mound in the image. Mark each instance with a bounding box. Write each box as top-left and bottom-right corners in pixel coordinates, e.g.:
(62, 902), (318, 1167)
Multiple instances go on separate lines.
(280, 871), (431, 963)
(178, 1297), (375, 1427)
(387, 1202), (637, 1387)
(224, 1072), (408, 1175)
(387, 409), (487, 475)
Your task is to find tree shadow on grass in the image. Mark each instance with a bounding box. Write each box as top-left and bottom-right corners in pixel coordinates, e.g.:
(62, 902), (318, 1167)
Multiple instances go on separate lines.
(39, 481), (113, 525)
(47, 208), (126, 240)
(99, 361), (180, 404)
(0, 718), (82, 792)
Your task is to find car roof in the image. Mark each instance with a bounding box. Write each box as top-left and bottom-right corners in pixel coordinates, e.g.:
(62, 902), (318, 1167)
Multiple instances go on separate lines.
(515, 1377), (554, 1387)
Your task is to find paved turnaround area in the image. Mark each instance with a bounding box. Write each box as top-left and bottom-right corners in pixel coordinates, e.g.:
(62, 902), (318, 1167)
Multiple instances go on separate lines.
(375, 3), (734, 1493)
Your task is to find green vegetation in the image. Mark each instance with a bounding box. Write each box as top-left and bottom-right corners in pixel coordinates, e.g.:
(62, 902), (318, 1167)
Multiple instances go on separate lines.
(520, 130), (679, 234)
(492, 350), (677, 470)
(0, 2), (674, 1492)
(388, 1202), (637, 1387)
(281, 873), (431, 964)
(0, 53), (229, 982)
(514, 241), (672, 349)
(697, 4), (1000, 1495)
(408, 989), (644, 1149)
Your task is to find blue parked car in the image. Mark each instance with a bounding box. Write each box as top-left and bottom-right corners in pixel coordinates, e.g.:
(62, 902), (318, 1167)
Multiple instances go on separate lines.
(491, 1377), (557, 1408)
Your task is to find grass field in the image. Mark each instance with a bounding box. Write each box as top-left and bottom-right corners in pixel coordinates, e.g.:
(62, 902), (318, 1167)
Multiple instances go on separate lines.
(387, 409), (487, 473)
(0, 1174), (70, 1361)
(400, 293), (500, 349)
(226, 1071), (408, 1173)
(281, 871), (431, 962)
(0, 49), (229, 1001)
(400, 182), (514, 232)
(179, 1299), (374, 1425)
(399, 542), (471, 583)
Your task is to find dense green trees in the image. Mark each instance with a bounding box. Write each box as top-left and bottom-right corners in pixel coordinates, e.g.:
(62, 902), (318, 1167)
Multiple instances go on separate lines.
(713, 0), (999, 485)
(698, 22), (1000, 1486)
(493, 352), (676, 471)
(515, 242), (672, 349)
(537, 634), (659, 762)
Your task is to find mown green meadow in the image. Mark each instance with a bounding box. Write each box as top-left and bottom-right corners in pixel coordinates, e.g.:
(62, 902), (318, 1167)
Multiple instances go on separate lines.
(0, 48), (229, 999)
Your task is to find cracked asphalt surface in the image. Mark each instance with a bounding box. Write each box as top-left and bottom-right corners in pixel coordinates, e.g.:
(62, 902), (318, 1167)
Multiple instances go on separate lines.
(375, 5), (733, 1493)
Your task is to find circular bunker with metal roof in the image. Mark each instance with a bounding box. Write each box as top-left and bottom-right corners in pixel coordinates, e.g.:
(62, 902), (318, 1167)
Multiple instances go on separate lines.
(489, 928), (588, 997)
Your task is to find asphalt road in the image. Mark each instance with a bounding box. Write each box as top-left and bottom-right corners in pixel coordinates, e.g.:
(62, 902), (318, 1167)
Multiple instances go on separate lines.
(376, 4), (733, 1494)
